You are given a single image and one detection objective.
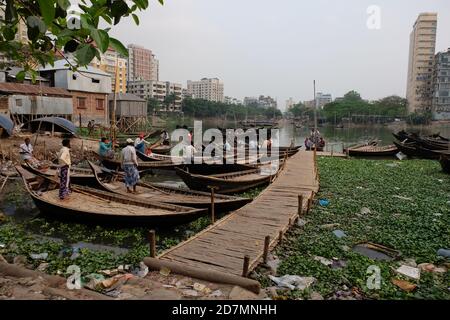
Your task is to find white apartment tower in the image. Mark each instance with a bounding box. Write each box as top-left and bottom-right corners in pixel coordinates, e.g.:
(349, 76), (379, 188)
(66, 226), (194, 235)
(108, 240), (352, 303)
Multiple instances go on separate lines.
(187, 78), (224, 102)
(406, 13), (438, 113)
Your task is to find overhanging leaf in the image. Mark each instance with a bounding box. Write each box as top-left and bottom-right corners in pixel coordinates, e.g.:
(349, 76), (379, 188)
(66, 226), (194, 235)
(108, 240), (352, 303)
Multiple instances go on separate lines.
(109, 38), (128, 57)
(38, 0), (56, 25)
(132, 14), (139, 25)
(90, 29), (109, 53)
(75, 44), (97, 65)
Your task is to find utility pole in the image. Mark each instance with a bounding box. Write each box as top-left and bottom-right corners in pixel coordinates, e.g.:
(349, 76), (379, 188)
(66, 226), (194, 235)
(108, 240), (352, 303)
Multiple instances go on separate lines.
(313, 80), (317, 132)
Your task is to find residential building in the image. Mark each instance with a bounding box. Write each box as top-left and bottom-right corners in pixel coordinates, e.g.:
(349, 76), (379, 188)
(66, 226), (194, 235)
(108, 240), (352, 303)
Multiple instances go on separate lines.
(286, 97), (296, 110)
(258, 95), (277, 109)
(127, 80), (182, 112)
(316, 92), (333, 108)
(304, 100), (316, 109)
(0, 83), (73, 123)
(40, 60), (111, 125)
(243, 97), (258, 107)
(187, 78), (224, 102)
(224, 96), (242, 105)
(406, 13), (438, 113)
(127, 44), (159, 82)
(0, 67), (50, 86)
(432, 49), (450, 120)
(90, 48), (127, 93)
(0, 10), (28, 66)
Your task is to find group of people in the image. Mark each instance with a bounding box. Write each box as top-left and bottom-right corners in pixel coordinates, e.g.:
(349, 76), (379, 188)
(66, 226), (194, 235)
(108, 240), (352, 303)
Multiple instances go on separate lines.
(305, 128), (325, 151)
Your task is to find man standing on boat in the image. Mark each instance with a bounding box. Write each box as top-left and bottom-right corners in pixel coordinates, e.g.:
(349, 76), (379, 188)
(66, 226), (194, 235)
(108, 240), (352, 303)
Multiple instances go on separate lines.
(122, 138), (140, 194)
(58, 139), (71, 201)
(161, 130), (170, 146)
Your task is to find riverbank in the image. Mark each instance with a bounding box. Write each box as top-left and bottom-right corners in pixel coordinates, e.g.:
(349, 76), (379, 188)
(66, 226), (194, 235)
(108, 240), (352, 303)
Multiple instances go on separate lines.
(257, 157), (449, 300)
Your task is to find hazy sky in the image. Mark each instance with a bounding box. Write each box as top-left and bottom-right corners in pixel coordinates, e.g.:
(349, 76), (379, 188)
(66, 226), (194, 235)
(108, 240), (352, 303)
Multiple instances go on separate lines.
(110, 0), (450, 110)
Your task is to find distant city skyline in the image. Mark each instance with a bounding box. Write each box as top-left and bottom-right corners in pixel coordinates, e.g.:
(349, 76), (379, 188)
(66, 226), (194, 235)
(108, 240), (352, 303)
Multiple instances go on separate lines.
(109, 0), (450, 110)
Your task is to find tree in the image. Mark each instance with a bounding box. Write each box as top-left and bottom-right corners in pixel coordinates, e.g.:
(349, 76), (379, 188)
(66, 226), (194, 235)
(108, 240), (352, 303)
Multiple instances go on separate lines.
(147, 97), (160, 114)
(0, 0), (163, 80)
(163, 92), (177, 111)
(343, 90), (363, 102)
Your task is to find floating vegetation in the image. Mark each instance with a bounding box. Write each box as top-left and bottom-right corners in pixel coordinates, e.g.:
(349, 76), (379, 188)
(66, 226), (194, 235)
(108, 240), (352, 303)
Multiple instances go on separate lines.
(262, 157), (450, 300)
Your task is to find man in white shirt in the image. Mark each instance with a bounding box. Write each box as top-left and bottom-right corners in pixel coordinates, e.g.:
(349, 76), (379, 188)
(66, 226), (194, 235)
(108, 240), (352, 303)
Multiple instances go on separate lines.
(19, 138), (39, 166)
(122, 138), (140, 193)
(183, 142), (197, 164)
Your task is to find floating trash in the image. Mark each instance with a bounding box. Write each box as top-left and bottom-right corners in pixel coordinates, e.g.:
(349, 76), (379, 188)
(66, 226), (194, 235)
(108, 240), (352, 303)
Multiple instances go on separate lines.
(319, 199), (330, 207)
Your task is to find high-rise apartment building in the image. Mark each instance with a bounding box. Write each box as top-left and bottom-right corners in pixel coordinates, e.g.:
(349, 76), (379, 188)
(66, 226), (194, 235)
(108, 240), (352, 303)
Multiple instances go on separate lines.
(187, 78), (224, 102)
(432, 49), (450, 120)
(90, 48), (127, 93)
(127, 44), (159, 82)
(315, 92), (333, 108)
(406, 13), (438, 113)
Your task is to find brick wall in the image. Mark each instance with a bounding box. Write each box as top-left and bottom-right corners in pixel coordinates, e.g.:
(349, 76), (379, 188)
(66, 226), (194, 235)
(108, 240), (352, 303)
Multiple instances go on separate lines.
(71, 91), (108, 126)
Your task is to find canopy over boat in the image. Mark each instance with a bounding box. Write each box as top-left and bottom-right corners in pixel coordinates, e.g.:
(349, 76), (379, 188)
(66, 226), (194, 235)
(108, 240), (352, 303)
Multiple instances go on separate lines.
(31, 117), (77, 136)
(0, 114), (14, 137)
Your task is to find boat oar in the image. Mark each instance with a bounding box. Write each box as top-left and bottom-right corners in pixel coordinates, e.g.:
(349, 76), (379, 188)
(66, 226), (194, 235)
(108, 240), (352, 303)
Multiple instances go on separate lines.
(139, 181), (171, 195)
(0, 176), (8, 193)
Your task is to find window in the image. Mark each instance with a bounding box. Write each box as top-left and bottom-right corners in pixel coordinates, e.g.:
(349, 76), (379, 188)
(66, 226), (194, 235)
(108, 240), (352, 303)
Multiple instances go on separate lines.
(92, 78), (100, 84)
(96, 99), (104, 110)
(16, 99), (22, 107)
(77, 97), (87, 109)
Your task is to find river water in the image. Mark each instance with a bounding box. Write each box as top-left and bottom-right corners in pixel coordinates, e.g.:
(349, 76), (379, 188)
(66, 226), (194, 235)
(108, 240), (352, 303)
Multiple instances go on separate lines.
(1, 122), (449, 252)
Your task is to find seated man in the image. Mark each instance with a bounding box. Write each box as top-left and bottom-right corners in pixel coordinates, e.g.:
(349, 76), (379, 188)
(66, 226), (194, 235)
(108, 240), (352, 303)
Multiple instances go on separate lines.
(19, 137), (40, 167)
(98, 137), (115, 159)
(134, 133), (151, 154)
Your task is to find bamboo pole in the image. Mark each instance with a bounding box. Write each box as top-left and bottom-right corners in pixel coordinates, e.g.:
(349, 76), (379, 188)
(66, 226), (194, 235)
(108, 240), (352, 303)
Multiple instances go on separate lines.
(149, 230), (156, 258)
(43, 141), (46, 160)
(278, 230), (283, 242)
(208, 186), (217, 224)
(298, 194), (304, 215)
(307, 198), (312, 213)
(242, 255), (250, 277)
(263, 236), (270, 264)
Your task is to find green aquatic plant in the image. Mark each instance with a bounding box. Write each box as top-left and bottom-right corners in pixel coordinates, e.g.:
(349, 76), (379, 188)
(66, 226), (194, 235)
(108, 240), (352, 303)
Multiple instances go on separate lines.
(261, 157), (450, 300)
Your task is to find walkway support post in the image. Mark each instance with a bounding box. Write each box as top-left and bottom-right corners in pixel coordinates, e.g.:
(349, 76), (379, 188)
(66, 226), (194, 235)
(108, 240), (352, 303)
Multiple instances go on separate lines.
(242, 255), (250, 277)
(149, 230), (156, 258)
(208, 186), (218, 224)
(263, 236), (270, 264)
(298, 194), (304, 215)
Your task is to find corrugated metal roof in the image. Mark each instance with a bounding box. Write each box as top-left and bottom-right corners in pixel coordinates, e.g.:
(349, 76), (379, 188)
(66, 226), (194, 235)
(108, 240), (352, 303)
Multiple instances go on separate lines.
(0, 114), (14, 136)
(108, 93), (146, 102)
(31, 117), (77, 135)
(0, 83), (72, 97)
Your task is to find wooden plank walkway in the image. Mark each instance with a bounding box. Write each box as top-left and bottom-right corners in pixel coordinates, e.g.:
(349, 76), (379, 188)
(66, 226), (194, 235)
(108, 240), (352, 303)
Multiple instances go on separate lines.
(158, 151), (319, 276)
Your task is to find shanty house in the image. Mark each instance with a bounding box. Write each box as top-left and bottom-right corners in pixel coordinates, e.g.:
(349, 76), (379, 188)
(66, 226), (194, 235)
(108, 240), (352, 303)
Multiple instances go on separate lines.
(40, 60), (111, 126)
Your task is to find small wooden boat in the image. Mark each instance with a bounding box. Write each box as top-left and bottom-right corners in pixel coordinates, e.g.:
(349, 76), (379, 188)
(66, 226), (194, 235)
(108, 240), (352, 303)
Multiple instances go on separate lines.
(439, 154), (450, 174)
(393, 141), (422, 158)
(21, 163), (98, 186)
(347, 144), (398, 157)
(16, 166), (207, 224)
(175, 163), (280, 194)
(92, 151), (179, 172)
(88, 161), (251, 212)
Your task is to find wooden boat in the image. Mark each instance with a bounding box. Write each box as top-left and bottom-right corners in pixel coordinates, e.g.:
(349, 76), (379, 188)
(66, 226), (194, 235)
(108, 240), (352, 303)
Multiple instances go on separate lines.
(21, 163), (98, 186)
(439, 154), (450, 174)
(16, 166), (207, 224)
(175, 163), (280, 194)
(88, 161), (251, 212)
(92, 151), (179, 172)
(393, 141), (422, 158)
(347, 144), (398, 157)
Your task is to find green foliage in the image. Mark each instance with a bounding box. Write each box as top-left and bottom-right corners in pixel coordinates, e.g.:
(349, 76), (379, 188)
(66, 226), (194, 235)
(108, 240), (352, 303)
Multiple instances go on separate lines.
(406, 111), (432, 125)
(0, 0), (163, 77)
(264, 157), (450, 299)
(321, 92), (407, 123)
(182, 97), (282, 119)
